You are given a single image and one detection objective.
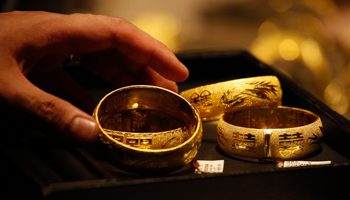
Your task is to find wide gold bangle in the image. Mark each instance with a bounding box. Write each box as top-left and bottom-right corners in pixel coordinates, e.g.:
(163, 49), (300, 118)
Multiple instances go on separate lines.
(180, 76), (282, 121)
(217, 106), (323, 161)
(93, 85), (202, 174)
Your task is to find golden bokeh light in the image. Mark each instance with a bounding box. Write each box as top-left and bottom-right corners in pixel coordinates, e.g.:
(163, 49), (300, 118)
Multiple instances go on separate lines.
(297, 13), (322, 36)
(333, 95), (349, 115)
(258, 21), (281, 42)
(324, 82), (348, 115)
(279, 39), (300, 61)
(250, 8), (339, 116)
(301, 39), (323, 70)
(324, 82), (343, 104)
(300, 0), (338, 18)
(249, 21), (281, 64)
(131, 12), (182, 52)
(268, 0), (293, 13)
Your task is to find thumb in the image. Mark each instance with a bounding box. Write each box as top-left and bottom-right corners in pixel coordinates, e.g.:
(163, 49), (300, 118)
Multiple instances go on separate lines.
(4, 76), (100, 144)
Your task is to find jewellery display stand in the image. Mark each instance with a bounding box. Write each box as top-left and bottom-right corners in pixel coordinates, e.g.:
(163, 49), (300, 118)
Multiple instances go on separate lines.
(1, 50), (350, 199)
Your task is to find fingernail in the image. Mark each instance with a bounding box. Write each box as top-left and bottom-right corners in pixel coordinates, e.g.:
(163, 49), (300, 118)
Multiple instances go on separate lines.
(182, 63), (189, 72)
(173, 84), (179, 93)
(70, 117), (98, 142)
(180, 63), (189, 80)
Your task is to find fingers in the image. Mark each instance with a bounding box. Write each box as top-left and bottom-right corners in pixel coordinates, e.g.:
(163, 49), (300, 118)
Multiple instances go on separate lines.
(28, 67), (97, 114)
(66, 14), (189, 85)
(78, 49), (142, 87)
(32, 12), (188, 83)
(79, 49), (179, 92)
(140, 66), (179, 92)
(65, 13), (189, 82)
(0, 11), (190, 145)
(105, 19), (189, 82)
(2, 11), (188, 89)
(0, 68), (99, 144)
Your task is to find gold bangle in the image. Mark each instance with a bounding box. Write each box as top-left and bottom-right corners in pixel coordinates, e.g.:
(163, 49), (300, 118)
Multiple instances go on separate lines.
(180, 76), (282, 121)
(102, 127), (190, 149)
(93, 85), (202, 174)
(217, 106), (323, 161)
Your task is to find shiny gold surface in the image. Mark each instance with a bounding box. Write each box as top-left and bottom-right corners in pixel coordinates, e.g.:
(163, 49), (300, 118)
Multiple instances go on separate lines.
(217, 106), (323, 161)
(93, 85), (202, 174)
(180, 76), (282, 120)
(103, 127), (190, 150)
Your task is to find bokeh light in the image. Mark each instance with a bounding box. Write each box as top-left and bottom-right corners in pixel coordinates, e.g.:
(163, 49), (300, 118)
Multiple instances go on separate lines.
(268, 0), (293, 13)
(279, 39), (299, 61)
(301, 39), (323, 70)
(131, 12), (183, 52)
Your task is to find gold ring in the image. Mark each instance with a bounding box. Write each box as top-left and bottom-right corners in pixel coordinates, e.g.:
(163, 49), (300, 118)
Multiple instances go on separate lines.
(217, 106), (323, 162)
(93, 85), (202, 174)
(180, 76), (282, 121)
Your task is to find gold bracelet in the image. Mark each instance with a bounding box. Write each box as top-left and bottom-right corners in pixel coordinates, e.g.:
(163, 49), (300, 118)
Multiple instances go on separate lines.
(217, 106), (323, 161)
(93, 85), (202, 174)
(180, 76), (282, 121)
(102, 127), (189, 149)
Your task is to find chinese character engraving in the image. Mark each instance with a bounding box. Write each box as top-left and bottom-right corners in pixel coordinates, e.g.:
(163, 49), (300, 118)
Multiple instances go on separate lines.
(160, 91), (181, 108)
(105, 93), (126, 112)
(232, 132), (256, 153)
(190, 90), (213, 108)
(279, 132), (304, 157)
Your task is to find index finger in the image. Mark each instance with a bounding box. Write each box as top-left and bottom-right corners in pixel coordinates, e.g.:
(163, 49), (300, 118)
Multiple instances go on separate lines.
(39, 12), (189, 82)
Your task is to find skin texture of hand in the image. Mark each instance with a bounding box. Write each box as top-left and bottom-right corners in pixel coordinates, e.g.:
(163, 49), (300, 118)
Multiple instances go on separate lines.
(0, 11), (189, 144)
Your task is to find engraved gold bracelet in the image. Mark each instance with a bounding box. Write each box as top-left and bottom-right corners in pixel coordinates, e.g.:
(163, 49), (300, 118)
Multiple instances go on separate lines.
(93, 85), (202, 174)
(180, 76), (282, 121)
(217, 106), (323, 161)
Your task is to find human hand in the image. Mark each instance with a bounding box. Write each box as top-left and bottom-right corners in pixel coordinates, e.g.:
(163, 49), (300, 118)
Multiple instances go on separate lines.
(0, 11), (189, 144)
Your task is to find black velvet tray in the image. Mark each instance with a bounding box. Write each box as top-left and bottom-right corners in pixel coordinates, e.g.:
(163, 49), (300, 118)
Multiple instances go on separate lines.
(1, 50), (350, 200)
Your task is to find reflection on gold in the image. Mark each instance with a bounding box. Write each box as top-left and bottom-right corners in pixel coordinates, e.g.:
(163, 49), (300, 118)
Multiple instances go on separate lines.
(279, 39), (299, 61)
(131, 12), (182, 52)
(132, 103), (139, 109)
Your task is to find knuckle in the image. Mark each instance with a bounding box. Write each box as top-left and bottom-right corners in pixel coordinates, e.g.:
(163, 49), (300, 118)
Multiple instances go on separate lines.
(33, 99), (63, 125)
(113, 17), (130, 26)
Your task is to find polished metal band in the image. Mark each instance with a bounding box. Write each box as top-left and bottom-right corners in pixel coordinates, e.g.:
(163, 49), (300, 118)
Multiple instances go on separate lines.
(217, 106), (323, 161)
(103, 127), (190, 149)
(93, 85), (202, 174)
(180, 76), (282, 121)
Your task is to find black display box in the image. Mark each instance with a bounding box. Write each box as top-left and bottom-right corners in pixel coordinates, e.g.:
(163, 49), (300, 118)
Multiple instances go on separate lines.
(1, 50), (350, 199)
